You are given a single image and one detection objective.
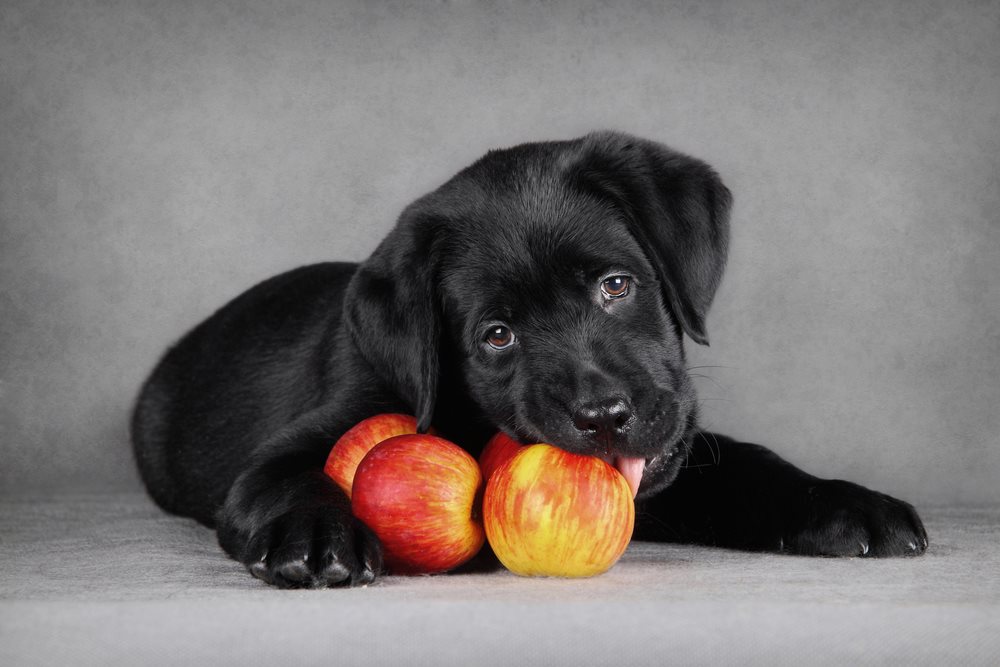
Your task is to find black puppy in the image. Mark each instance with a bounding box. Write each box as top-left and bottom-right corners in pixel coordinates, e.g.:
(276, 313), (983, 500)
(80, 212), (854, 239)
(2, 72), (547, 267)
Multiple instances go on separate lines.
(132, 131), (927, 588)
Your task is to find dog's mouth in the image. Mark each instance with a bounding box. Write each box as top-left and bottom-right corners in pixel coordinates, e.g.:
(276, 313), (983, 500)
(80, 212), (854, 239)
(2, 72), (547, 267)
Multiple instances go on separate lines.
(596, 454), (646, 499)
(506, 418), (660, 499)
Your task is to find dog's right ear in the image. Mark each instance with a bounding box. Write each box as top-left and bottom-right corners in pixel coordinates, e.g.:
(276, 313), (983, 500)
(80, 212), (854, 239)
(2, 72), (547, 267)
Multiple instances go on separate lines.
(343, 209), (441, 432)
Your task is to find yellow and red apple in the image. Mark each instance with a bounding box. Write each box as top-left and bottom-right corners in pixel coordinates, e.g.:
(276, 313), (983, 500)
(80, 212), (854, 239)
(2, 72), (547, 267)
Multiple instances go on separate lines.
(323, 413), (421, 499)
(351, 433), (485, 575)
(483, 444), (635, 577)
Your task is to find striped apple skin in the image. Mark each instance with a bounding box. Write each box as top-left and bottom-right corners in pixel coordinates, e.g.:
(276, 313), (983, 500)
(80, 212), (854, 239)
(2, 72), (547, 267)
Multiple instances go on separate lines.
(478, 431), (524, 484)
(483, 444), (635, 577)
(323, 413), (421, 499)
(351, 434), (485, 575)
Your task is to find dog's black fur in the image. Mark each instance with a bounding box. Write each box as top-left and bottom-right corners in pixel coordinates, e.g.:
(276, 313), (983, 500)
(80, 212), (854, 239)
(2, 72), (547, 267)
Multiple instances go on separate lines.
(132, 132), (927, 588)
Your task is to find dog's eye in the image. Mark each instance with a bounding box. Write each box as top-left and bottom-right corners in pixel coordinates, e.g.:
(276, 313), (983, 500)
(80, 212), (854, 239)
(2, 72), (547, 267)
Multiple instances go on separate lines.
(601, 275), (631, 299)
(485, 325), (516, 350)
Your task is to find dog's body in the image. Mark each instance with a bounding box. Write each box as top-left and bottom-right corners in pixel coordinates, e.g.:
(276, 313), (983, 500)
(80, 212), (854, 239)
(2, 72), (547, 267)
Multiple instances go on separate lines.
(133, 132), (927, 587)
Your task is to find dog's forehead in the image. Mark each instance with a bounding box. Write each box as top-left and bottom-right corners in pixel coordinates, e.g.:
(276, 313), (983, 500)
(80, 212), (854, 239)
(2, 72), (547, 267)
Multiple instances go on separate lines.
(437, 185), (643, 313)
(426, 140), (655, 321)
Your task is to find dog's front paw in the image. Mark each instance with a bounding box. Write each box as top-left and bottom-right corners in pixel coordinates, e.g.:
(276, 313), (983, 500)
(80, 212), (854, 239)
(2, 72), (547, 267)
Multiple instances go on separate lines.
(783, 480), (928, 557)
(244, 509), (383, 588)
(218, 474), (383, 588)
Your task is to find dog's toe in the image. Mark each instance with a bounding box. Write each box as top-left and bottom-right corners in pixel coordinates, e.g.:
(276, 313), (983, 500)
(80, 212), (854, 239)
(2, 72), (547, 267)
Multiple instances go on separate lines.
(784, 480), (928, 558)
(241, 506), (384, 588)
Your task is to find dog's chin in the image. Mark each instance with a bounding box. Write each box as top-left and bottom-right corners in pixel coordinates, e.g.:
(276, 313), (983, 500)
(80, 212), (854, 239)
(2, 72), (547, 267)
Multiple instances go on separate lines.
(635, 443), (685, 500)
(634, 411), (699, 499)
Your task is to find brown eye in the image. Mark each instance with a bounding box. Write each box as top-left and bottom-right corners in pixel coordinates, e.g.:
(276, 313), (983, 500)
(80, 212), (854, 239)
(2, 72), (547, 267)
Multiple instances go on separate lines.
(485, 325), (515, 350)
(601, 275), (631, 299)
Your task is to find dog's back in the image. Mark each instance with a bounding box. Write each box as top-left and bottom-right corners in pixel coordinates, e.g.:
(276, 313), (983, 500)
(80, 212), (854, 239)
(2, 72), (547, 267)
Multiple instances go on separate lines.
(131, 262), (358, 524)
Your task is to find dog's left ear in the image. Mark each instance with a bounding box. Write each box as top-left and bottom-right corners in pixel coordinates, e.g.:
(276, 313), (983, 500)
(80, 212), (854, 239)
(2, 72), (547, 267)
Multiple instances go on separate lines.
(572, 131), (732, 346)
(343, 207), (441, 431)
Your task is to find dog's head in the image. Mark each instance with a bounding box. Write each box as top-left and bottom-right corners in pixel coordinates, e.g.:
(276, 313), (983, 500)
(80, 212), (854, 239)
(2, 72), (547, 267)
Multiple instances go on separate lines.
(345, 131), (731, 498)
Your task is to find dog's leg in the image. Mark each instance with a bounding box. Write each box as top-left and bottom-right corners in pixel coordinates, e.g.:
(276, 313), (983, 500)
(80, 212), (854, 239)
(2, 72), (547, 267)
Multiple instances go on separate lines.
(636, 432), (928, 557)
(215, 407), (383, 588)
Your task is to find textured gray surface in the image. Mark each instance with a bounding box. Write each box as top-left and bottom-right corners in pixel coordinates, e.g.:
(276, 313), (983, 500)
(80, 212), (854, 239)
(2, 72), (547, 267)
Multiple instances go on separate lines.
(2, 0), (999, 506)
(3, 4), (996, 663)
(1, 494), (998, 665)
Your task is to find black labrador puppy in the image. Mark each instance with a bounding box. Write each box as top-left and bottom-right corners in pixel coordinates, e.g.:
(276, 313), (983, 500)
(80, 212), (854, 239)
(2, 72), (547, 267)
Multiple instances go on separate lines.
(132, 131), (927, 588)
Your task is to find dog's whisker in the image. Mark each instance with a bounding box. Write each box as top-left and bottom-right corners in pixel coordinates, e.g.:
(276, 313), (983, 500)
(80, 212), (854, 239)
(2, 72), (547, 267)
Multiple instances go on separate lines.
(687, 373), (729, 395)
(680, 462), (720, 470)
(705, 431), (722, 466)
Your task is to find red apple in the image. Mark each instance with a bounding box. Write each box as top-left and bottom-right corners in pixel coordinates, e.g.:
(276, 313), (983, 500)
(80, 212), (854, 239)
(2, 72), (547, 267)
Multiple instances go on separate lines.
(483, 444), (635, 577)
(478, 431), (524, 483)
(323, 413), (421, 499)
(351, 434), (485, 575)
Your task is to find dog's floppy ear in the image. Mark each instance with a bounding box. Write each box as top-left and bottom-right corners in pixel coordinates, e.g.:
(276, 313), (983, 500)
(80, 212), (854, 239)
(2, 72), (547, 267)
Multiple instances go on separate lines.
(573, 131), (732, 346)
(343, 208), (441, 431)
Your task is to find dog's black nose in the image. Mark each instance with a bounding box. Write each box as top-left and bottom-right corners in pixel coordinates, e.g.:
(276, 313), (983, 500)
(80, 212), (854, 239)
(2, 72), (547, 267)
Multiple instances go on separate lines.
(572, 397), (634, 436)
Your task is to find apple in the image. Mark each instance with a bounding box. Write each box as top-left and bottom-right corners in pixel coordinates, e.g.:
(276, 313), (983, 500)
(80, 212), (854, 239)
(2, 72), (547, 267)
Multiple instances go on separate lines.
(483, 444), (635, 577)
(351, 433), (485, 575)
(478, 431), (524, 483)
(323, 413), (421, 499)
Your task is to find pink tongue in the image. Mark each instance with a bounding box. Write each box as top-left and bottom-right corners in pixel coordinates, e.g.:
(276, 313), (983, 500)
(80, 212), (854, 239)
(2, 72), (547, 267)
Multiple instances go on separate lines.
(613, 456), (645, 498)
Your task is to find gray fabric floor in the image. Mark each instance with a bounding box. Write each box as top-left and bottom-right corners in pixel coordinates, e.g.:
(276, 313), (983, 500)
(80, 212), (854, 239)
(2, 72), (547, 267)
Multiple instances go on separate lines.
(1, 493), (998, 666)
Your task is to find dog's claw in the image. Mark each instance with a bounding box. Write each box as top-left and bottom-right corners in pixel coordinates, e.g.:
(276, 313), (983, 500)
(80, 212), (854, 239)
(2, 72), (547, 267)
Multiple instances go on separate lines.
(782, 480), (928, 558)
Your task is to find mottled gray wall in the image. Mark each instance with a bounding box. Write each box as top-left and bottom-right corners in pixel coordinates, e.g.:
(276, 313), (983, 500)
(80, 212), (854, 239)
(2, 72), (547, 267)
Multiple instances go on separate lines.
(2, 0), (997, 504)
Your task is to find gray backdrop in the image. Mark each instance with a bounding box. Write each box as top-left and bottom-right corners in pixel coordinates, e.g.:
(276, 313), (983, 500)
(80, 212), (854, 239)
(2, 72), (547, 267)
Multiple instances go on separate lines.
(2, 0), (997, 505)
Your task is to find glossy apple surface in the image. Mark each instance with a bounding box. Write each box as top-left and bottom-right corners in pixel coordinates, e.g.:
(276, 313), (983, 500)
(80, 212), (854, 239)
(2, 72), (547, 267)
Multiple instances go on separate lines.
(351, 434), (485, 575)
(478, 431), (524, 483)
(323, 413), (420, 498)
(483, 444), (635, 577)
